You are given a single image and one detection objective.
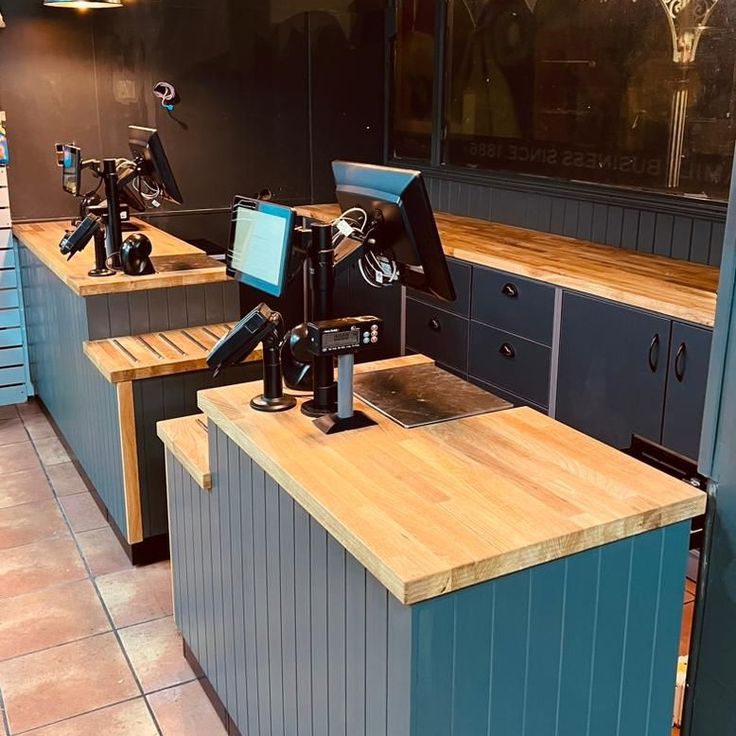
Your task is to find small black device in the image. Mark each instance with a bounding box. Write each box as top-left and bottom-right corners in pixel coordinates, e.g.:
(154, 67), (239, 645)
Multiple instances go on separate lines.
(307, 316), (382, 356)
(128, 125), (184, 206)
(226, 196), (297, 298)
(307, 316), (382, 435)
(121, 233), (155, 276)
(59, 213), (115, 278)
(207, 303), (296, 413)
(332, 161), (456, 302)
(61, 144), (82, 197)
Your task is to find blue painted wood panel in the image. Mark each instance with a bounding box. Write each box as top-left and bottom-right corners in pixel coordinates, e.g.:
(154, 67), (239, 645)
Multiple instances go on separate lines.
(410, 522), (690, 736)
(426, 175), (725, 267)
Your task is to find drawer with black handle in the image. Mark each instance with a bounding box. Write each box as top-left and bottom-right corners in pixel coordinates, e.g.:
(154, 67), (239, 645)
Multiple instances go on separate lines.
(406, 298), (469, 374)
(408, 257), (472, 317)
(472, 266), (555, 346)
(469, 322), (551, 407)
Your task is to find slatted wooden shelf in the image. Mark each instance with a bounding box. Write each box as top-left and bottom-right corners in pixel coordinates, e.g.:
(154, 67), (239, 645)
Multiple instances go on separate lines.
(84, 322), (262, 383)
(158, 414), (211, 489)
(296, 204), (719, 327)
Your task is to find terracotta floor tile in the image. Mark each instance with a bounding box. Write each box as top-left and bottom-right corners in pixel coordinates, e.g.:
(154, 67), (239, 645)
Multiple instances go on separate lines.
(119, 616), (195, 694)
(0, 499), (69, 550)
(147, 681), (228, 736)
(58, 493), (106, 534)
(17, 400), (43, 418)
(0, 419), (29, 447)
(0, 441), (42, 474)
(0, 467), (53, 510)
(75, 528), (131, 578)
(0, 405), (18, 421)
(33, 437), (71, 468)
(681, 601), (695, 657)
(21, 410), (56, 439)
(0, 632), (139, 734)
(21, 698), (158, 736)
(0, 536), (86, 599)
(0, 579), (110, 661)
(96, 562), (173, 628)
(45, 463), (88, 497)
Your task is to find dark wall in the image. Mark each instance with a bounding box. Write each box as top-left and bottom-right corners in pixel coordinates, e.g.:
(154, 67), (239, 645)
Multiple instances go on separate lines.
(0, 0), (385, 246)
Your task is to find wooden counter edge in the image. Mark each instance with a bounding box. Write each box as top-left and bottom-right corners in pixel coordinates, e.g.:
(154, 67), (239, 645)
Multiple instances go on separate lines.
(157, 415), (212, 490)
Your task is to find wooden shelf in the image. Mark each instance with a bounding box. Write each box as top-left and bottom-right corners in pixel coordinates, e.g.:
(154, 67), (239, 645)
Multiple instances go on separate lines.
(296, 204), (719, 327)
(84, 322), (262, 383)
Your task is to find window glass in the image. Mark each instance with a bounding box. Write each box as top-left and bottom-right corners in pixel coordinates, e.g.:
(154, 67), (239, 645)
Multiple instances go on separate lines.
(391, 0), (436, 160)
(443, 0), (736, 199)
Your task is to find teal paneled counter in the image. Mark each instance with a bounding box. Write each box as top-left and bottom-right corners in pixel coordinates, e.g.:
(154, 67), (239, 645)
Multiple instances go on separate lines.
(162, 359), (705, 735)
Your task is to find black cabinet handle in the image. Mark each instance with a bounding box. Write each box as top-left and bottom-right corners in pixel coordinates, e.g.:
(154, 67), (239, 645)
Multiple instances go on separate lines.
(648, 334), (660, 372)
(428, 318), (441, 332)
(502, 283), (519, 299)
(499, 342), (516, 359)
(675, 342), (687, 382)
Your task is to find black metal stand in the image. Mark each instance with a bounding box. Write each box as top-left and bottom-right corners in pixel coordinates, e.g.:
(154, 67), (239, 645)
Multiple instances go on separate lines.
(88, 228), (115, 278)
(102, 158), (124, 270)
(250, 335), (297, 413)
(301, 223), (338, 417)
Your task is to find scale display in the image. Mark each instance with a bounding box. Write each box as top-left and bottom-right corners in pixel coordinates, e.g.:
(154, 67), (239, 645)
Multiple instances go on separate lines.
(322, 329), (361, 351)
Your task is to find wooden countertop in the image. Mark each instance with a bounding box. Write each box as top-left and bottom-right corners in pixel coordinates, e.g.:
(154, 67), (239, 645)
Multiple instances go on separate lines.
(13, 219), (230, 297)
(158, 415), (211, 489)
(296, 204), (719, 327)
(198, 357), (705, 605)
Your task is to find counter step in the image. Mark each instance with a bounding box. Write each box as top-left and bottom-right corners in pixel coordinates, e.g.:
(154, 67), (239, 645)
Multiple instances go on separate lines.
(158, 414), (211, 490)
(84, 322), (261, 383)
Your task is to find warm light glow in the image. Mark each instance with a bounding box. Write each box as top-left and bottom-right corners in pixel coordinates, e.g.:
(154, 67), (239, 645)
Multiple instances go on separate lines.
(44, 0), (122, 7)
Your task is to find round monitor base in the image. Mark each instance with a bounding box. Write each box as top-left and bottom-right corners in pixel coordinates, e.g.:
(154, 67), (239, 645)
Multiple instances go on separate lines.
(300, 399), (336, 418)
(250, 394), (297, 413)
(88, 267), (116, 278)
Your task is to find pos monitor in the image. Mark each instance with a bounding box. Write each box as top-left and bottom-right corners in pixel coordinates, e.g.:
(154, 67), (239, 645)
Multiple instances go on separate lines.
(332, 161), (456, 302)
(61, 144), (82, 196)
(226, 196), (296, 298)
(127, 125), (184, 206)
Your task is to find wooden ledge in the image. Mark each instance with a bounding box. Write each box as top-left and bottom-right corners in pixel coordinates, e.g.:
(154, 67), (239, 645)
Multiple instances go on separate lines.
(84, 322), (262, 383)
(158, 414), (211, 490)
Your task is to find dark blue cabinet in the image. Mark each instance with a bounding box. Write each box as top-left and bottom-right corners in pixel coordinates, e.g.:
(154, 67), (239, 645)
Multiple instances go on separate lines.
(556, 294), (671, 449)
(662, 322), (713, 460)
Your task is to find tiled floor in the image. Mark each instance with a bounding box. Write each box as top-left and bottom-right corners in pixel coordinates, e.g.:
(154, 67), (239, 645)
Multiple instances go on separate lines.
(0, 402), (227, 736)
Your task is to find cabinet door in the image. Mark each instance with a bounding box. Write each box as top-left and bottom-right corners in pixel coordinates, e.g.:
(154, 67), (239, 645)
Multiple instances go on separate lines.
(406, 298), (469, 374)
(662, 323), (713, 460)
(556, 294), (670, 449)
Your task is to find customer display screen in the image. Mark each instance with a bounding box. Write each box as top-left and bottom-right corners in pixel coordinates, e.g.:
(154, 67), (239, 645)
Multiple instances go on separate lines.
(322, 329), (360, 351)
(229, 200), (295, 297)
(62, 145), (81, 196)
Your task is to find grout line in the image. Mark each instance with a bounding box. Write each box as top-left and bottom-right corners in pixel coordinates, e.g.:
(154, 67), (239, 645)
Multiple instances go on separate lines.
(0, 684), (11, 736)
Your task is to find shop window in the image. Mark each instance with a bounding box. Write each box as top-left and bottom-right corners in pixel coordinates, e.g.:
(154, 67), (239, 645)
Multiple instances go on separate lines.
(434, 0), (736, 198)
(391, 0), (436, 160)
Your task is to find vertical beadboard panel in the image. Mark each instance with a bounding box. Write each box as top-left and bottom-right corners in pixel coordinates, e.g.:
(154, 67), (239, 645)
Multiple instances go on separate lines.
(409, 523), (691, 736)
(167, 426), (413, 736)
(424, 175), (725, 265)
(19, 246), (126, 532)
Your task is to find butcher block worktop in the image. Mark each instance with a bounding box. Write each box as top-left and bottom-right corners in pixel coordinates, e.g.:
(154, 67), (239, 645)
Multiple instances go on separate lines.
(198, 357), (705, 605)
(296, 204), (719, 327)
(14, 219), (229, 297)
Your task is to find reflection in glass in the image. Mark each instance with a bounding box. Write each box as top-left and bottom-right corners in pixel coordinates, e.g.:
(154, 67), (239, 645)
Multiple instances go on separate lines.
(391, 0), (436, 160)
(443, 0), (736, 198)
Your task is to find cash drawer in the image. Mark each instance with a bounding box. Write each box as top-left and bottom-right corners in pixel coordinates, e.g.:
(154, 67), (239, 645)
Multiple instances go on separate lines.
(469, 322), (551, 407)
(472, 266), (555, 346)
(406, 298), (469, 374)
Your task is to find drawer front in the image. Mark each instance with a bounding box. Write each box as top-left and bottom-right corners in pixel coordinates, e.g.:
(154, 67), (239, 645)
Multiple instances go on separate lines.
(472, 266), (555, 345)
(406, 298), (469, 374)
(408, 257), (472, 316)
(0, 168), (7, 187)
(469, 322), (551, 406)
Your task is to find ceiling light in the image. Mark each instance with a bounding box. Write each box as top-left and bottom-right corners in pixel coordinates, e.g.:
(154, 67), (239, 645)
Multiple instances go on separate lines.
(44, 0), (122, 8)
